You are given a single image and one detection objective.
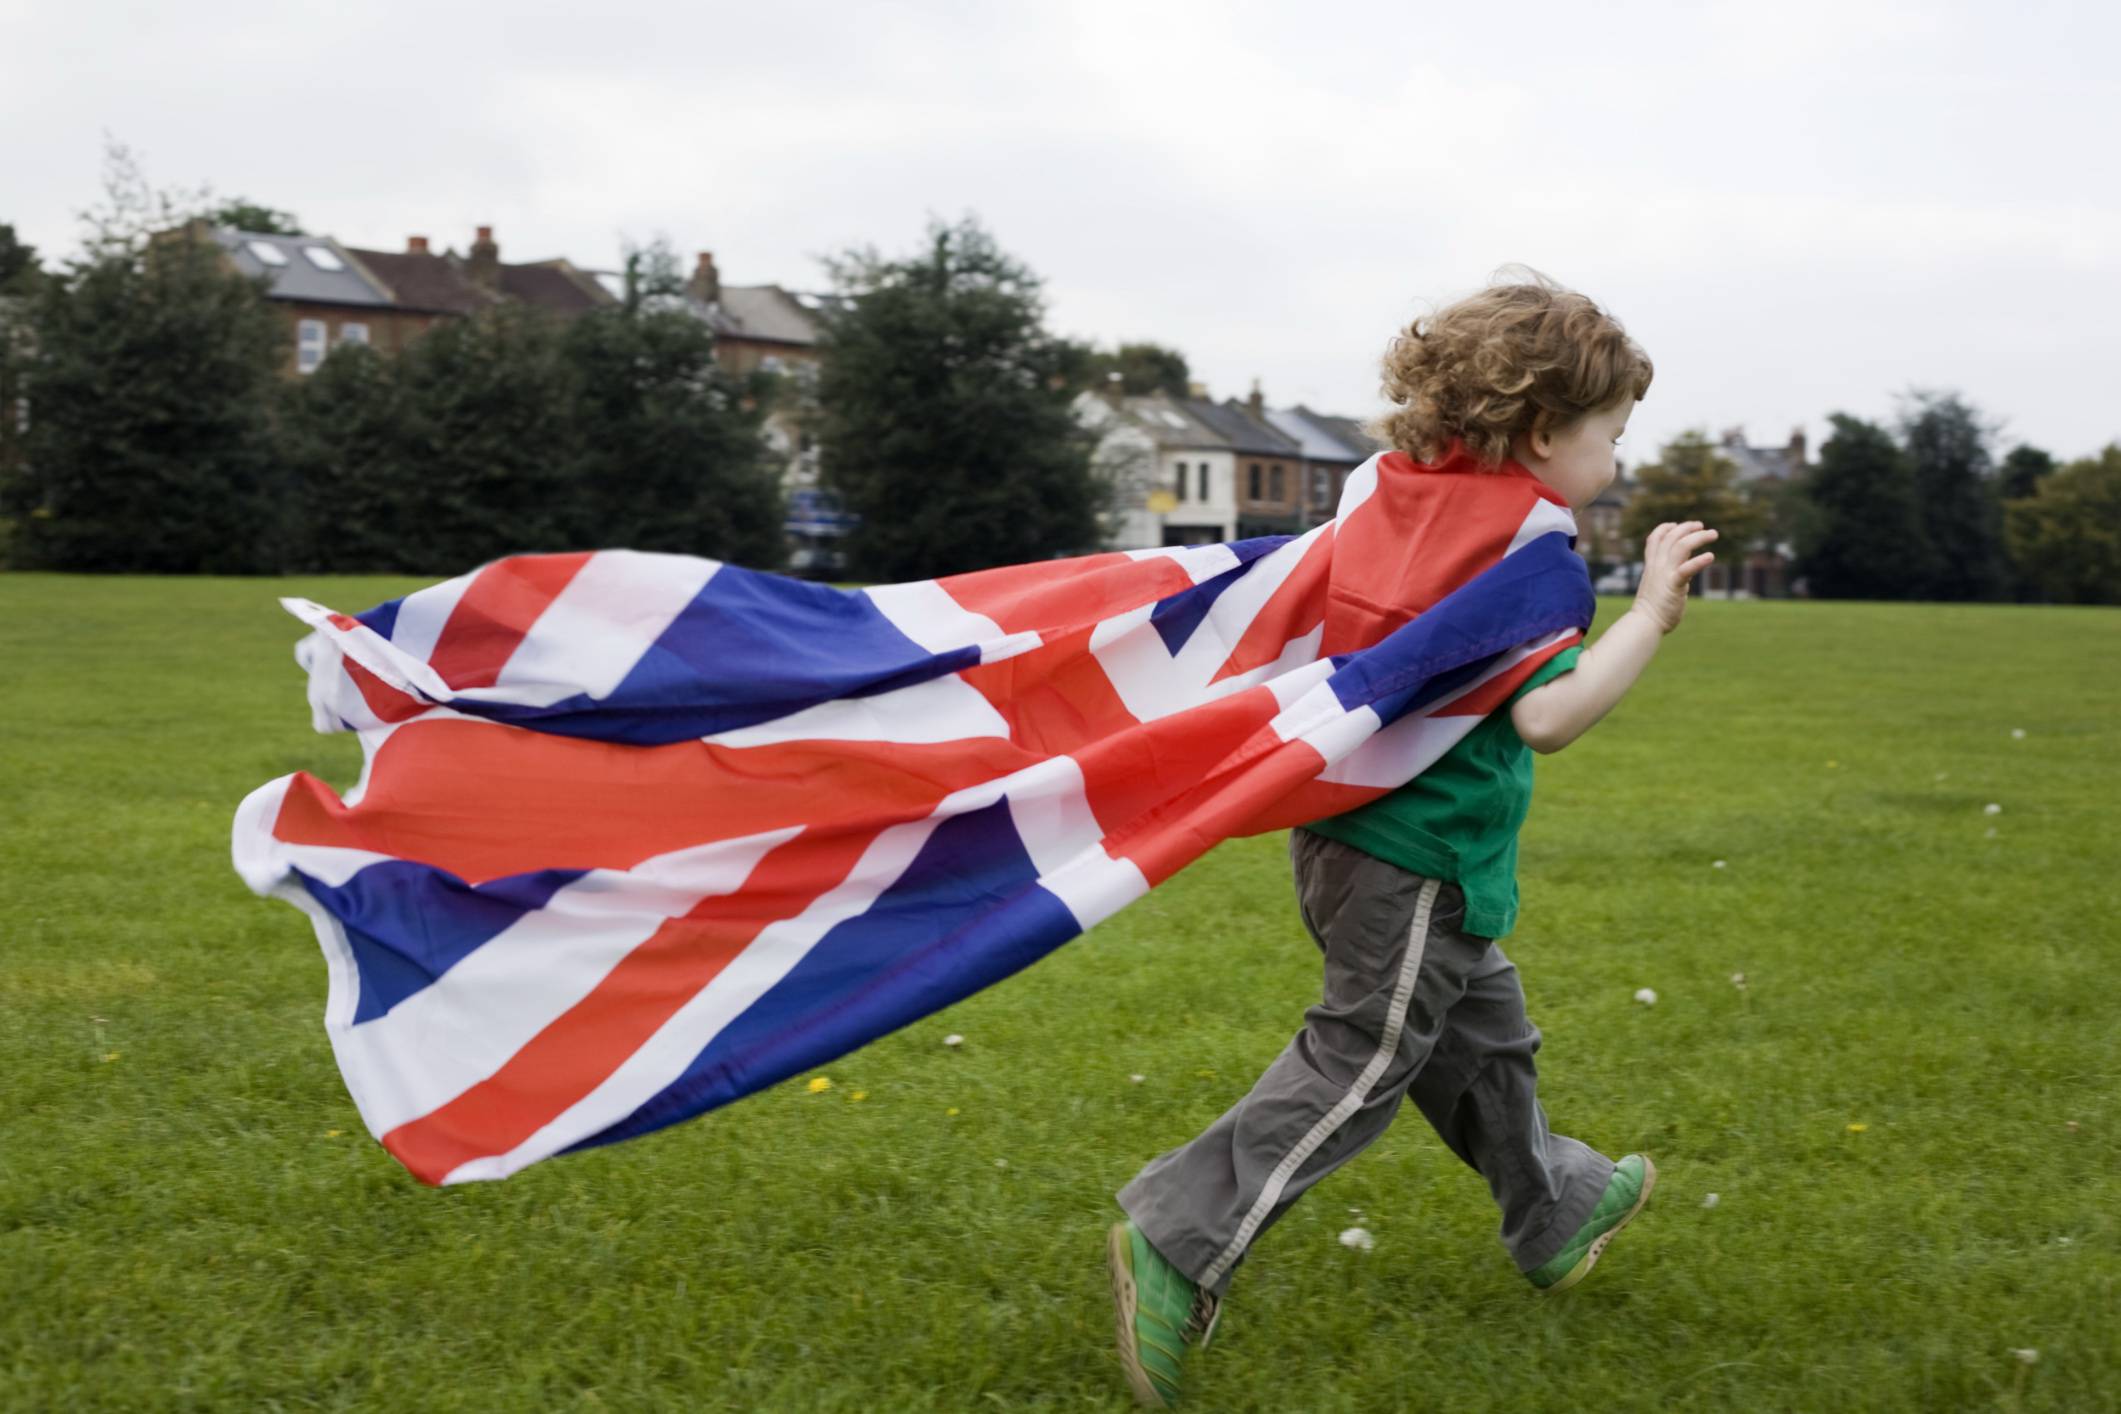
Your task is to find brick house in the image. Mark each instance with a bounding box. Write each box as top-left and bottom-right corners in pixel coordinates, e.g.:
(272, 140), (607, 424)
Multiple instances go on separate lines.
(1264, 403), (1381, 526)
(1713, 425), (1808, 597)
(1183, 385), (1304, 539)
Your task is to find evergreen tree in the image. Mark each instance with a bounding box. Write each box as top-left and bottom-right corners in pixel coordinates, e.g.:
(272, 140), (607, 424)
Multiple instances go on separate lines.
(560, 296), (785, 567)
(2003, 444), (2121, 605)
(1064, 340), (1192, 398)
(1619, 430), (1765, 594)
(1795, 413), (1937, 599)
(277, 338), (419, 572)
(1998, 444), (2055, 502)
(816, 218), (1102, 581)
(384, 304), (581, 572)
(4, 230), (288, 572)
(1898, 390), (2005, 600)
(0, 225), (41, 523)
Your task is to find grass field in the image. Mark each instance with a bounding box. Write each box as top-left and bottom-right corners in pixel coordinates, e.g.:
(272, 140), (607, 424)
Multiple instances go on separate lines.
(3, 573), (2117, 1412)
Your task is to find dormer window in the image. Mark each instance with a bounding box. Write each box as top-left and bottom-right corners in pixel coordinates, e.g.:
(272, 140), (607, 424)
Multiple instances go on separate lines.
(302, 246), (346, 272)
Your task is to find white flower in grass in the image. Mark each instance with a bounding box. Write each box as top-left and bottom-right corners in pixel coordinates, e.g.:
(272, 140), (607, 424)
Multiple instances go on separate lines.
(1730, 972), (1748, 990)
(2011, 728), (2027, 740)
(993, 1158), (1008, 1169)
(1712, 859), (1727, 870)
(1701, 1192), (1720, 1209)
(1984, 803), (2002, 815)
(1339, 1227), (1375, 1252)
(1633, 987), (1658, 1006)
(2010, 1348), (2039, 1365)
(942, 1033), (964, 1047)
(1128, 1073), (1145, 1084)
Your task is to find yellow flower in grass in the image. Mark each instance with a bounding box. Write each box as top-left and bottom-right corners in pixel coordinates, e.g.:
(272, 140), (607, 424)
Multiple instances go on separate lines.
(1845, 1122), (1868, 1134)
(806, 1076), (832, 1094)
(849, 1091), (868, 1102)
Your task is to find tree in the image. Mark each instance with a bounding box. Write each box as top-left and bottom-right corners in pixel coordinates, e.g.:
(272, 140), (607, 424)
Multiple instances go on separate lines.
(1898, 389), (2005, 600)
(4, 226), (288, 572)
(816, 217), (1102, 581)
(2004, 445), (2121, 605)
(1795, 413), (1937, 600)
(207, 199), (303, 236)
(277, 338), (420, 572)
(560, 289), (785, 567)
(1998, 444), (2055, 502)
(1619, 430), (1766, 595)
(1071, 340), (1192, 398)
(0, 225), (41, 517)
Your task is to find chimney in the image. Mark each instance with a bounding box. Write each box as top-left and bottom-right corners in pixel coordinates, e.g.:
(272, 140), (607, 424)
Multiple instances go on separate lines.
(1788, 426), (1808, 471)
(467, 224), (500, 290)
(1247, 379), (1265, 422)
(1721, 425), (1746, 447)
(687, 250), (721, 305)
(406, 235), (430, 255)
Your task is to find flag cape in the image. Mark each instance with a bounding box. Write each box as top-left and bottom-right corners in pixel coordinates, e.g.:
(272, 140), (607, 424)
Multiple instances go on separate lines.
(232, 446), (1593, 1185)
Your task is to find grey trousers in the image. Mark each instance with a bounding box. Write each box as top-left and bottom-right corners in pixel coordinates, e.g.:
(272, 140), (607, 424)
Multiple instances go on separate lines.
(1118, 828), (1614, 1295)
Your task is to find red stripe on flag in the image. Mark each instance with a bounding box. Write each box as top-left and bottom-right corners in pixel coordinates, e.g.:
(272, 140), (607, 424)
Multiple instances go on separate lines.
(1430, 632), (1581, 718)
(957, 625), (1143, 756)
(937, 553), (1198, 636)
(1069, 685), (1286, 840)
(341, 657), (428, 724)
(380, 827), (876, 1185)
(427, 553), (594, 689)
(270, 718), (1035, 885)
(1209, 524), (1335, 685)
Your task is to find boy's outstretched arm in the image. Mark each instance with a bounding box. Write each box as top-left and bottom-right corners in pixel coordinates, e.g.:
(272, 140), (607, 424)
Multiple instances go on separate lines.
(1511, 520), (1719, 755)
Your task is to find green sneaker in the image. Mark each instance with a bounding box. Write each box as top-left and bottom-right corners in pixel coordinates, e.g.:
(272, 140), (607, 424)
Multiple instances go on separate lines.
(1527, 1153), (1657, 1291)
(1107, 1219), (1221, 1408)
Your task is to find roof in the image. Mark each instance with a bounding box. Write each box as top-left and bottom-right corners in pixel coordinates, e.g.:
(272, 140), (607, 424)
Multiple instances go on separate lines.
(340, 246), (499, 315)
(213, 229), (394, 308)
(1719, 433), (1801, 483)
(500, 260), (614, 315)
(715, 285), (829, 346)
(1182, 398), (1303, 457)
(1265, 405), (1381, 463)
(1105, 392), (1229, 451)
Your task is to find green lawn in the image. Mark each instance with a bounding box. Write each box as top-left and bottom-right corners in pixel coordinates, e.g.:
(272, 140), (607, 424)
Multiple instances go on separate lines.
(3, 575), (2117, 1412)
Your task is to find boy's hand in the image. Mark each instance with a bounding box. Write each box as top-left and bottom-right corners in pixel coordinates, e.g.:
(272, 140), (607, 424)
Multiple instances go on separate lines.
(1631, 521), (1719, 633)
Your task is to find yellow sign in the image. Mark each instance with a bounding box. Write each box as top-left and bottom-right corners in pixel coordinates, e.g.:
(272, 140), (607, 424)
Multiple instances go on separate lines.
(1146, 489), (1178, 514)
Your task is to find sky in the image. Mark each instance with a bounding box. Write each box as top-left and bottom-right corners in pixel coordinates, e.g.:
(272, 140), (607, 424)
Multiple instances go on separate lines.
(6, 0), (2116, 465)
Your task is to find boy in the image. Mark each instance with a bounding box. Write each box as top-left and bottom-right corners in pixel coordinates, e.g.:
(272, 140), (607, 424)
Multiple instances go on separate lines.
(1107, 272), (1718, 1408)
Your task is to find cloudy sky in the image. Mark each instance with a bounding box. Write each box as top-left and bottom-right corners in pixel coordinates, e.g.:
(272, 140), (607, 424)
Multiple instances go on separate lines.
(6, 0), (2115, 464)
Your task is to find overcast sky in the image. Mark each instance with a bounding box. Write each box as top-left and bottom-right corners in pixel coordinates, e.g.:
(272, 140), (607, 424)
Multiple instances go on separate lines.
(6, 0), (2115, 464)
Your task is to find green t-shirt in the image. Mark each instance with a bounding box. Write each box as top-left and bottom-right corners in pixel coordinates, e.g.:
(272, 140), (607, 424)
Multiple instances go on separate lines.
(1300, 645), (1580, 939)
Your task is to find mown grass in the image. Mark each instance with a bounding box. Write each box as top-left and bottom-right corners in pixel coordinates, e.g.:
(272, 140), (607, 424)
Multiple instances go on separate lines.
(2, 575), (2116, 1412)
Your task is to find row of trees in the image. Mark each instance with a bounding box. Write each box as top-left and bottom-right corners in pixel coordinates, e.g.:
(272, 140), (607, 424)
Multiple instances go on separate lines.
(0, 150), (1116, 580)
(1615, 404), (2118, 605)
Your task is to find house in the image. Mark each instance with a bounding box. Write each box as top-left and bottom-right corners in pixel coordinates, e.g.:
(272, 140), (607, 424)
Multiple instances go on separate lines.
(1264, 404), (1381, 526)
(1713, 425), (1808, 597)
(1184, 385), (1306, 540)
(1074, 388), (1242, 548)
(196, 222), (621, 376)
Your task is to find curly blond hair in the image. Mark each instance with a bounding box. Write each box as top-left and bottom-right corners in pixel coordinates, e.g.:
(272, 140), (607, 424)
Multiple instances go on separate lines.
(1374, 266), (1653, 469)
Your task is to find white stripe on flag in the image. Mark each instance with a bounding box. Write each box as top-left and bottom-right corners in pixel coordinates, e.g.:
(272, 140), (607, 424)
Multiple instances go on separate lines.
(707, 671), (1009, 747)
(326, 827), (800, 1138)
(481, 551), (719, 707)
(440, 815), (947, 1182)
(1506, 498), (1578, 555)
(387, 570), (476, 663)
(866, 580), (1012, 657)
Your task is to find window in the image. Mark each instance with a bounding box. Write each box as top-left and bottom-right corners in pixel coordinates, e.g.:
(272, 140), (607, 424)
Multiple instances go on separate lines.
(1248, 462), (1262, 499)
(302, 246), (346, 272)
(1269, 464), (1285, 501)
(1173, 461), (1188, 499)
(246, 240), (288, 267)
(337, 322), (370, 347)
(296, 319), (327, 374)
(1197, 464), (1210, 501)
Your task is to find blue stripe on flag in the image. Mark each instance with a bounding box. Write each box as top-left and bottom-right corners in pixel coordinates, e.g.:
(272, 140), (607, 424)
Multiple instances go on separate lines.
(446, 565), (980, 746)
(354, 598), (402, 641)
(296, 863), (587, 1024)
(568, 796), (1080, 1151)
(1150, 536), (1291, 655)
(1327, 532), (1592, 722)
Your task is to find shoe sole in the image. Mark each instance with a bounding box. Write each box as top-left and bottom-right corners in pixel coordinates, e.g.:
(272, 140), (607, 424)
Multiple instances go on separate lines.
(1543, 1155), (1658, 1293)
(1107, 1222), (1171, 1408)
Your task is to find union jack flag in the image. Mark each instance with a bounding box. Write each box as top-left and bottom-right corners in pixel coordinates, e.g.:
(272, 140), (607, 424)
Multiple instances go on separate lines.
(233, 447), (1591, 1184)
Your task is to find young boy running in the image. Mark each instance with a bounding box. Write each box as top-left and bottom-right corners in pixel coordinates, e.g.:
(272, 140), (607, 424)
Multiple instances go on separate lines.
(1107, 271), (1719, 1407)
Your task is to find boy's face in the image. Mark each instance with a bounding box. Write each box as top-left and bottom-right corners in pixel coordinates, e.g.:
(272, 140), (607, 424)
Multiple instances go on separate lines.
(1516, 400), (1633, 510)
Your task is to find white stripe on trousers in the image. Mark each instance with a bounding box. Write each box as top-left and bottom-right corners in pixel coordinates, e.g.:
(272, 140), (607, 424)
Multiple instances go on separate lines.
(1197, 874), (1442, 1291)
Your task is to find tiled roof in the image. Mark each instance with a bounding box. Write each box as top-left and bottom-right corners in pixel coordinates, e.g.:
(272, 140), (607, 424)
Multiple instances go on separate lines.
(715, 285), (827, 346)
(342, 247), (499, 315)
(1183, 398), (1302, 457)
(214, 229), (394, 308)
(1110, 392), (1228, 450)
(499, 260), (614, 315)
